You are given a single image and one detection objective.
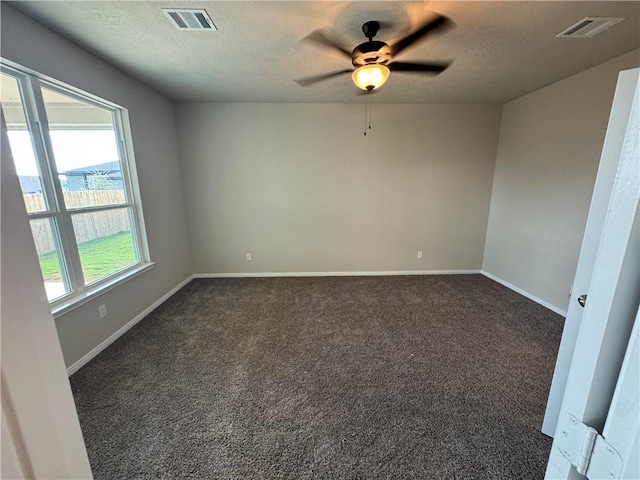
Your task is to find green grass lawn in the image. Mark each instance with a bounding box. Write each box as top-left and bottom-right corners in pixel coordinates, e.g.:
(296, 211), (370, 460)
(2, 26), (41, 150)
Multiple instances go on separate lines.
(39, 231), (136, 283)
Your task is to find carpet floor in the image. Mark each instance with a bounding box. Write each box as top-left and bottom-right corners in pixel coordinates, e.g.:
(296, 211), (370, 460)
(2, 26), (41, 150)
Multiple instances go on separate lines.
(70, 275), (564, 479)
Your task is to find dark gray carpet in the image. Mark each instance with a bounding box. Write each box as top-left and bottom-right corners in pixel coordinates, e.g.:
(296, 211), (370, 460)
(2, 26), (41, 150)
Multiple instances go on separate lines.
(70, 275), (563, 479)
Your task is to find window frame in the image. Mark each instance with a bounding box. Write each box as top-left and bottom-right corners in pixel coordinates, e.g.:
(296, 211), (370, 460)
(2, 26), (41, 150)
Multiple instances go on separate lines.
(1, 61), (153, 317)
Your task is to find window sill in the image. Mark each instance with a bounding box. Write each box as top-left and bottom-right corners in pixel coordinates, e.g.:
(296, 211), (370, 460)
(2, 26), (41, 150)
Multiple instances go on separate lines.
(51, 262), (155, 318)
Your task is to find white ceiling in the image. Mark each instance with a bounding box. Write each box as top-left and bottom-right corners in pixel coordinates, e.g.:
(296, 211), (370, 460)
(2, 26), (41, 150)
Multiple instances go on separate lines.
(9, 1), (640, 104)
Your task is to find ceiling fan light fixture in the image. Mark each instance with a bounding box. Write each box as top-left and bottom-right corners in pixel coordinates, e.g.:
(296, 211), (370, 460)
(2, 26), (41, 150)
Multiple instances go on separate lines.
(352, 64), (390, 91)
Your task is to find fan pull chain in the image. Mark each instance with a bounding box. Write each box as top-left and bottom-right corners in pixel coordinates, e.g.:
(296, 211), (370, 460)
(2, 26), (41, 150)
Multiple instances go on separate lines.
(363, 97), (368, 136)
(364, 97), (368, 137)
(363, 93), (373, 136)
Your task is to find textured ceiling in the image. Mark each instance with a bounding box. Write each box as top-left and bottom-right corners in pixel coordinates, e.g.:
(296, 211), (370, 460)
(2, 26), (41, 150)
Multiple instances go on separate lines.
(9, 1), (640, 104)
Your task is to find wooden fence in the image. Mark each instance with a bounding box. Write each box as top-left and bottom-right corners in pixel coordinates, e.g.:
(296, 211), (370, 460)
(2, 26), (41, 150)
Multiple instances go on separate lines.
(26, 190), (130, 255)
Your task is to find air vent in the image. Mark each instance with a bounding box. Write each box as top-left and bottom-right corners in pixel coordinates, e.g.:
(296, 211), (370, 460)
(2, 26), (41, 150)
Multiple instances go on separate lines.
(557, 17), (625, 38)
(162, 9), (216, 31)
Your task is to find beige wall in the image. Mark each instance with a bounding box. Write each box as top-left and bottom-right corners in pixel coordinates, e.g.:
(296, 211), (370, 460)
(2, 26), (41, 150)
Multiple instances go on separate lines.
(1, 5), (192, 367)
(483, 49), (640, 313)
(177, 103), (502, 274)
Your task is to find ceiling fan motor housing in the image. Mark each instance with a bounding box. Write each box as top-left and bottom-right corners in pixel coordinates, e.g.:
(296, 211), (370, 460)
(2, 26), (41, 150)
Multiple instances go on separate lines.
(351, 41), (391, 67)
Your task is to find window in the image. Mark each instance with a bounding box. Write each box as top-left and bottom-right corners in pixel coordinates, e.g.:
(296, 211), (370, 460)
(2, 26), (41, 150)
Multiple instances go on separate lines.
(1, 63), (151, 314)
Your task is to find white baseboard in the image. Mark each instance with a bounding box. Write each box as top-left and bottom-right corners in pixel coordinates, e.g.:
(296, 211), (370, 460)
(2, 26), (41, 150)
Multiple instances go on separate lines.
(194, 270), (481, 278)
(66, 275), (194, 376)
(480, 270), (567, 317)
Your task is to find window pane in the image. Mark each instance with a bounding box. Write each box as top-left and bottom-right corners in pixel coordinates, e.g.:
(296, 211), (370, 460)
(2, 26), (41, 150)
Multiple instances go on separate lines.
(1, 73), (49, 213)
(29, 218), (70, 301)
(41, 86), (126, 209)
(71, 208), (138, 285)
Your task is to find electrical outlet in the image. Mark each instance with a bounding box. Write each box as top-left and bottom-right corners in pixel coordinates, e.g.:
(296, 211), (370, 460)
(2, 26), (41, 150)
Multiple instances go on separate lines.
(417, 251), (423, 259)
(98, 304), (107, 318)
(246, 252), (252, 261)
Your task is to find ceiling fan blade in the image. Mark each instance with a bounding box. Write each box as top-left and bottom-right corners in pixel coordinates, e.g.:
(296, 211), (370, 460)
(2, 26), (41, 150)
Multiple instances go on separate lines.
(295, 69), (353, 87)
(388, 61), (451, 74)
(302, 30), (352, 58)
(390, 15), (452, 57)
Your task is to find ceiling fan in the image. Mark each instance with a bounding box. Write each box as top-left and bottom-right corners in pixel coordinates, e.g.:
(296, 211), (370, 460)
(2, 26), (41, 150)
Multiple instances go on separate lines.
(295, 14), (453, 92)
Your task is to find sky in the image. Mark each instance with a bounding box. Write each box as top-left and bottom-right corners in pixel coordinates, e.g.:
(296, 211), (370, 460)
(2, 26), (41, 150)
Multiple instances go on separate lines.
(8, 130), (120, 177)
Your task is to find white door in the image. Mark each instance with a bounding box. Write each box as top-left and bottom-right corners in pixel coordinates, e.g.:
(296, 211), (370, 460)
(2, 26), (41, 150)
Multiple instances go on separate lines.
(1, 105), (92, 477)
(543, 67), (640, 436)
(598, 308), (639, 479)
(544, 70), (640, 479)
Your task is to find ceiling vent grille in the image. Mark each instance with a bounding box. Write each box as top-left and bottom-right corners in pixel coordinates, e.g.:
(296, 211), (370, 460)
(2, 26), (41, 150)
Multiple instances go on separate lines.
(162, 9), (216, 31)
(557, 17), (625, 38)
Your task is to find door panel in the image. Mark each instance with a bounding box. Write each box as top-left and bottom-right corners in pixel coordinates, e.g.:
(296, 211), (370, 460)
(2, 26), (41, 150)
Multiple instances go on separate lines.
(543, 68), (640, 436)
(545, 69), (639, 479)
(600, 309), (639, 479)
